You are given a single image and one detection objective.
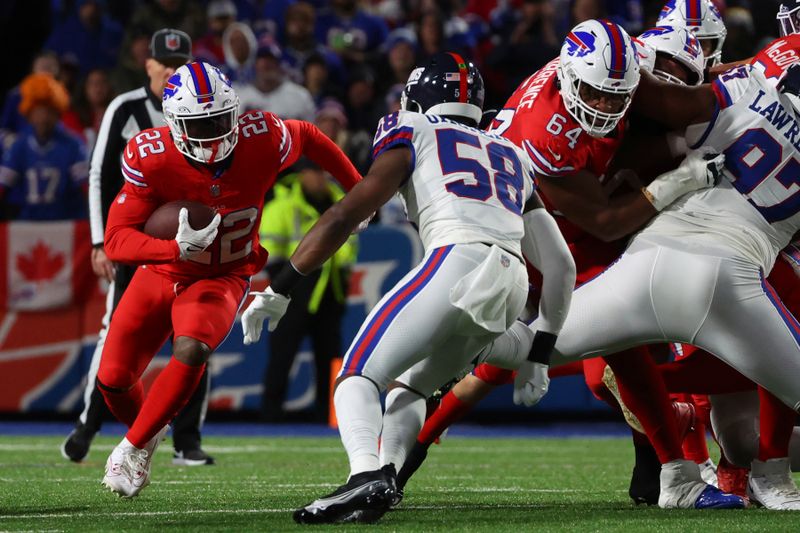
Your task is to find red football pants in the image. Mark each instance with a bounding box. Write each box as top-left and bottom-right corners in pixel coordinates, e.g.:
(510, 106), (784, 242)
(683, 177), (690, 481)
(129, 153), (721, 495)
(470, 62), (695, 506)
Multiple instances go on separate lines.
(98, 265), (248, 391)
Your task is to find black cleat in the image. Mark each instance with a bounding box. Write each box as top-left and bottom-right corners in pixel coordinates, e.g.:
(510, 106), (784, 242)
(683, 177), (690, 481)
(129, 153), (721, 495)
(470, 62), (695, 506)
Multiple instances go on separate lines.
(61, 423), (96, 463)
(293, 467), (395, 524)
(342, 465), (399, 523)
(395, 441), (430, 503)
(629, 442), (661, 506)
(173, 448), (215, 466)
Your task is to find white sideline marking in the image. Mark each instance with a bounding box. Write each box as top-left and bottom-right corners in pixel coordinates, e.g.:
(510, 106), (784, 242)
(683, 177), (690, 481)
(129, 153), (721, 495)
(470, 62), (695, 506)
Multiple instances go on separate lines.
(0, 443), (536, 454)
(0, 443), (342, 454)
(0, 508), (295, 520)
(1, 502), (600, 521)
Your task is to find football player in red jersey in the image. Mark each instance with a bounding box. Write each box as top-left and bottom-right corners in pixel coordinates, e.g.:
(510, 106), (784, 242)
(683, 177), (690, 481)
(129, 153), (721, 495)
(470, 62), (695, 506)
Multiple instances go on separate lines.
(395, 20), (742, 510)
(97, 61), (362, 498)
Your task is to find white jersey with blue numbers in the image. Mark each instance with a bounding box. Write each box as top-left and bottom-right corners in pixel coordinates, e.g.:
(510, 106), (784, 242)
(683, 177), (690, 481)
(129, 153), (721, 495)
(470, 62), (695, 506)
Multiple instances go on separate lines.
(371, 110), (536, 257)
(641, 66), (800, 272)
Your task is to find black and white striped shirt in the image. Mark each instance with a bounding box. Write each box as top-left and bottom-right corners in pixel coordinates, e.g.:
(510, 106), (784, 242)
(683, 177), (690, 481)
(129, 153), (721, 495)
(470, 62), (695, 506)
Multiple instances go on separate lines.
(89, 86), (163, 245)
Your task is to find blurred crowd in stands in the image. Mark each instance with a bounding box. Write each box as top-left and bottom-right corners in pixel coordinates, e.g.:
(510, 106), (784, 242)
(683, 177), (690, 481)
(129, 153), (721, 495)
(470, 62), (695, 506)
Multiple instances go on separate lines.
(0, 0), (786, 222)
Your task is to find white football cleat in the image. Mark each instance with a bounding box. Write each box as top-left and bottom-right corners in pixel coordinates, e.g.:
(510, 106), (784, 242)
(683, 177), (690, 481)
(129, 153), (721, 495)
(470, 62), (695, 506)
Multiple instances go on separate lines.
(748, 458), (800, 510)
(699, 458), (718, 487)
(659, 459), (745, 509)
(102, 426), (169, 498)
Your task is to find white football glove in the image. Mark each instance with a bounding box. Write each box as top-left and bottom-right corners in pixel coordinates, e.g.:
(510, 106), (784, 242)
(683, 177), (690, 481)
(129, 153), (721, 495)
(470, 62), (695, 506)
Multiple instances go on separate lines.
(644, 152), (725, 211)
(242, 286), (291, 344)
(513, 361), (550, 407)
(175, 208), (221, 260)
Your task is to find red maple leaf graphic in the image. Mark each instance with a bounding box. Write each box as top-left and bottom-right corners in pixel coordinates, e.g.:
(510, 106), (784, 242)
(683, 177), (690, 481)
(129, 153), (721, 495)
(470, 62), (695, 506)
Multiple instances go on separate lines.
(16, 241), (65, 282)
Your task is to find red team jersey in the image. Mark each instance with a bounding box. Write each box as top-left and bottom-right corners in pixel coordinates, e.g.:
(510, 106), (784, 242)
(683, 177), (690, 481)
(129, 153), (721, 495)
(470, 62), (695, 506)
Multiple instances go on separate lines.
(490, 58), (627, 281)
(752, 34), (800, 85)
(104, 110), (360, 281)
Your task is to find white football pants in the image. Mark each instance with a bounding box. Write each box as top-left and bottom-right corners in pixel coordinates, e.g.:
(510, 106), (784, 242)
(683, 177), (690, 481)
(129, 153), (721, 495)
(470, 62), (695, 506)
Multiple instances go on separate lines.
(339, 242), (528, 396)
(536, 236), (800, 411)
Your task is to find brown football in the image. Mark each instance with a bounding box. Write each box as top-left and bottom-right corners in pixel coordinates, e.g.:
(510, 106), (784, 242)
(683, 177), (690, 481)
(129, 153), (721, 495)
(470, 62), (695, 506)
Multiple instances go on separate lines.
(143, 200), (217, 240)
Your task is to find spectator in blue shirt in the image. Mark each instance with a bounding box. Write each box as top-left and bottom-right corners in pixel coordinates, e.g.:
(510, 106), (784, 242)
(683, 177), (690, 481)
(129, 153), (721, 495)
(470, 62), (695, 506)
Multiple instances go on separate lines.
(0, 74), (88, 221)
(45, 0), (123, 75)
(282, 2), (347, 88)
(315, 0), (389, 65)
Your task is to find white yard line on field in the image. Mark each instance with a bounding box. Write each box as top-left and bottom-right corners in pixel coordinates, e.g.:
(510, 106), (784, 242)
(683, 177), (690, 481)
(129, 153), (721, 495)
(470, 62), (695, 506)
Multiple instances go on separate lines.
(0, 443), (341, 454)
(1, 502), (599, 521)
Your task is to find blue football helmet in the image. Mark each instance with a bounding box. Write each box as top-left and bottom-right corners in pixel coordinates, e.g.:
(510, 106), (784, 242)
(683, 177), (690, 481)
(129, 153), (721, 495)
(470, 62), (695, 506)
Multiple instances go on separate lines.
(400, 52), (485, 125)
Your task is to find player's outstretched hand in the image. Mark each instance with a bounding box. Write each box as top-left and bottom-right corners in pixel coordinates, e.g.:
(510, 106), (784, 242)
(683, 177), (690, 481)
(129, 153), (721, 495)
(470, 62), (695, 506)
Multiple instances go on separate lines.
(242, 286), (291, 344)
(513, 361), (550, 407)
(643, 151), (725, 211)
(176, 208), (221, 260)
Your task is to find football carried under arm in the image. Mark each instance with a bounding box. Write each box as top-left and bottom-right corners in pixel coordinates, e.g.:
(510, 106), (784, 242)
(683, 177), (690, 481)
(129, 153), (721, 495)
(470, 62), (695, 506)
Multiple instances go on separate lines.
(241, 147), (411, 344)
(104, 191), (182, 264)
(175, 208), (221, 260)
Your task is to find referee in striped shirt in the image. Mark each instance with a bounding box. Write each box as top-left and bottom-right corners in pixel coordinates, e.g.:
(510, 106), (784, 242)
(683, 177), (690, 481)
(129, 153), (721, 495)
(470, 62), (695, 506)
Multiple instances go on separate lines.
(62, 29), (215, 467)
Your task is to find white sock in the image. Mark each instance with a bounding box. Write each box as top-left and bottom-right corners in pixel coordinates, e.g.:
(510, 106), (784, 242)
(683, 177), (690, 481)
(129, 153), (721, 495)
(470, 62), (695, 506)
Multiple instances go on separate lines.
(380, 388), (426, 470)
(334, 376), (383, 477)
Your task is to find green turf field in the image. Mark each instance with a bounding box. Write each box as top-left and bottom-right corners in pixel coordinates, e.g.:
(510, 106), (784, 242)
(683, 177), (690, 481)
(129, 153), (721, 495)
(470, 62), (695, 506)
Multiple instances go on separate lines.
(1, 435), (798, 532)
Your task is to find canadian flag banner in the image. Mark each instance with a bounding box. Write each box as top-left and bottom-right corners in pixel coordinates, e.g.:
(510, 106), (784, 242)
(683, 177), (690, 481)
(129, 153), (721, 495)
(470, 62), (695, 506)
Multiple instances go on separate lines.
(0, 221), (93, 311)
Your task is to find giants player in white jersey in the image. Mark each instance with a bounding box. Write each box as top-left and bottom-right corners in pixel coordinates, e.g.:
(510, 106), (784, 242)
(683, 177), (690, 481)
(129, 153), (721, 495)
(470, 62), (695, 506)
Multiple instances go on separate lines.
(394, 21), (740, 511)
(240, 53), (576, 524)
(490, 61), (800, 509)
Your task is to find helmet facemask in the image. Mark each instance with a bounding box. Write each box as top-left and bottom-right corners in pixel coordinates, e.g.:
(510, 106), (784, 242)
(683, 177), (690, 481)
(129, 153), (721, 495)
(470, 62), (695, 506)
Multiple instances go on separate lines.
(697, 35), (724, 69)
(166, 105), (240, 164)
(162, 61), (241, 165)
(778, 3), (800, 37)
(558, 62), (634, 137)
(653, 54), (702, 86)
